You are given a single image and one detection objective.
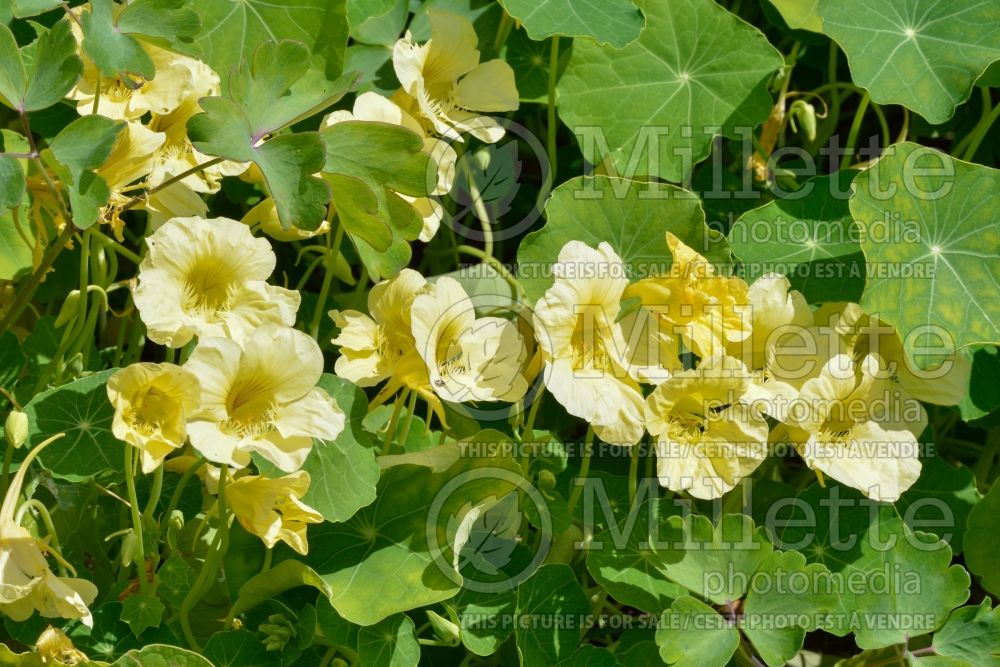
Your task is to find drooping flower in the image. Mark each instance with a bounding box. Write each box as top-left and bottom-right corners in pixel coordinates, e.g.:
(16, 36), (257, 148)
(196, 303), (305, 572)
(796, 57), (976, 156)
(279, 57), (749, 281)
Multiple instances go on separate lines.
(0, 437), (97, 627)
(134, 216), (300, 347)
(624, 233), (751, 364)
(784, 354), (924, 502)
(392, 9), (519, 142)
(645, 354), (769, 499)
(227, 472), (323, 555)
(330, 268), (432, 402)
(532, 241), (645, 445)
(322, 91), (458, 242)
(107, 363), (201, 473)
(184, 325), (345, 472)
(410, 276), (528, 403)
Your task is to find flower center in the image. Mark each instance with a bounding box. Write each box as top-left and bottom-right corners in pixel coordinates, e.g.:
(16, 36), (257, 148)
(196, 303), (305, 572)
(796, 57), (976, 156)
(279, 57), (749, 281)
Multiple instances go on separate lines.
(181, 253), (242, 317)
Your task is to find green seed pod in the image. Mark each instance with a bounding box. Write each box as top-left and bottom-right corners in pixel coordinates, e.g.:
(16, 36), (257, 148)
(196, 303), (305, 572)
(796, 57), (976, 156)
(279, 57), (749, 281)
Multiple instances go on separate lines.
(537, 469), (557, 491)
(4, 410), (28, 449)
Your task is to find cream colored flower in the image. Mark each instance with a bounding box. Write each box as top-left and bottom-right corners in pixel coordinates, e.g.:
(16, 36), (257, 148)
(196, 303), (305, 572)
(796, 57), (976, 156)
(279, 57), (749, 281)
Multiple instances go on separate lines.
(146, 67), (247, 194)
(624, 233), (751, 363)
(323, 91), (457, 242)
(411, 277), (528, 403)
(330, 268), (432, 399)
(645, 354), (769, 499)
(727, 274), (812, 421)
(0, 438), (97, 627)
(816, 302), (971, 407)
(107, 363), (201, 473)
(36, 626), (89, 665)
(785, 354), (923, 502)
(134, 216), (300, 347)
(532, 241), (645, 445)
(227, 471), (323, 555)
(392, 9), (519, 142)
(184, 325), (345, 472)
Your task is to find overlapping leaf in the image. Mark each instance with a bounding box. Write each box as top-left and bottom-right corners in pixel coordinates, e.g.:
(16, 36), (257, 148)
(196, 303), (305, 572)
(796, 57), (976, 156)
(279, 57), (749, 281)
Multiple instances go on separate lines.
(851, 142), (1000, 368)
(188, 40), (357, 231)
(556, 0), (783, 182)
(498, 0), (644, 48)
(0, 19), (82, 112)
(191, 0), (349, 79)
(80, 0), (200, 80)
(321, 121), (433, 279)
(819, 0), (1000, 123)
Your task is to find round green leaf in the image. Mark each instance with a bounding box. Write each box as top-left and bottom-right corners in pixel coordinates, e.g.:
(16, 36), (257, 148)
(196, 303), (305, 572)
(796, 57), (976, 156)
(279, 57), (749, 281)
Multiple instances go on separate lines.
(556, 0), (783, 183)
(965, 478), (1000, 598)
(23, 368), (123, 481)
(819, 0), (1000, 124)
(851, 142), (1000, 368)
(655, 596), (740, 667)
(730, 170), (865, 304)
(514, 564), (589, 665)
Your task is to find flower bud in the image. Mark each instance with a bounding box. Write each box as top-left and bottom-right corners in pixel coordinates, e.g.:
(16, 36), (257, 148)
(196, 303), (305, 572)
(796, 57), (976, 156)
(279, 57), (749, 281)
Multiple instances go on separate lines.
(54, 290), (82, 328)
(120, 531), (138, 567)
(426, 610), (461, 646)
(788, 99), (818, 143)
(259, 613), (296, 652)
(5, 411), (28, 449)
(537, 469), (557, 491)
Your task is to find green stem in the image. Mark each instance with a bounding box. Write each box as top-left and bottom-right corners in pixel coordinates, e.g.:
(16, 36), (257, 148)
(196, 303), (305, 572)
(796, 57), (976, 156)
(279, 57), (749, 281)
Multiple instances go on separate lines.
(397, 389), (418, 453)
(180, 467), (229, 651)
(382, 390), (409, 453)
(91, 73), (102, 115)
(0, 443), (14, 501)
(96, 230), (142, 265)
(523, 387), (544, 442)
(310, 223), (342, 339)
(123, 445), (149, 594)
(963, 96), (1000, 161)
(0, 223), (76, 333)
(566, 426), (595, 516)
(164, 458), (206, 524)
(455, 244), (526, 301)
(493, 11), (514, 52)
(628, 444), (640, 505)
(547, 36), (561, 183)
(142, 464), (164, 525)
(120, 157), (225, 212)
(261, 546), (273, 574)
(843, 91), (870, 164)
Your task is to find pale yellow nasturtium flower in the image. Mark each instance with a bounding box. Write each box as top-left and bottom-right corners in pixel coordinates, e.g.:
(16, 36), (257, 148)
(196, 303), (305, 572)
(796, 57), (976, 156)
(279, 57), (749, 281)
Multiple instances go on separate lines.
(726, 274), (813, 421)
(184, 325), (346, 472)
(816, 301), (971, 408)
(0, 437), (97, 627)
(411, 276), (529, 403)
(645, 354), (769, 499)
(227, 471), (323, 555)
(134, 216), (300, 347)
(145, 62), (247, 195)
(330, 269), (436, 413)
(107, 363), (201, 473)
(322, 91), (458, 242)
(392, 9), (519, 143)
(785, 354), (924, 502)
(625, 234), (751, 365)
(532, 241), (645, 445)
(36, 625), (89, 665)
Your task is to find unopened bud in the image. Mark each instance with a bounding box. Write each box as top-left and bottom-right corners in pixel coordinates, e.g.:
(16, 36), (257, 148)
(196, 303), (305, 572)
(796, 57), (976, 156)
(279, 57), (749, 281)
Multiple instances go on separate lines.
(537, 469), (557, 491)
(54, 290), (82, 327)
(120, 531), (138, 567)
(426, 610), (461, 645)
(788, 99), (818, 143)
(5, 411), (28, 449)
